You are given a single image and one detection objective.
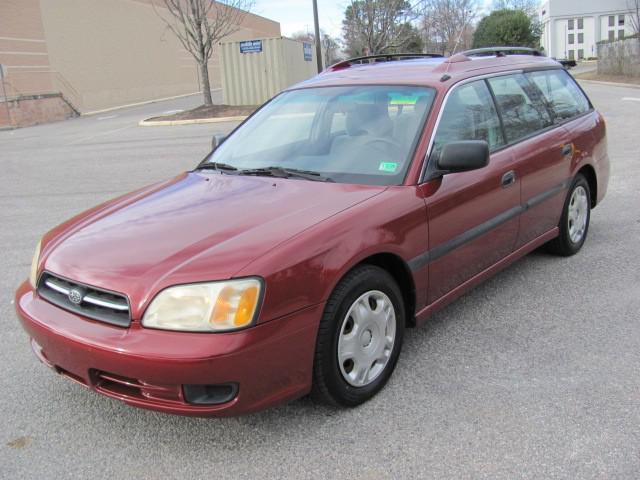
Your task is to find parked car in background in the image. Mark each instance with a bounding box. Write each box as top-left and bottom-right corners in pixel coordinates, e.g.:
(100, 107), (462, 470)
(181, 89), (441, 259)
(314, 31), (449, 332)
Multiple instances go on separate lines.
(554, 57), (578, 69)
(16, 48), (609, 416)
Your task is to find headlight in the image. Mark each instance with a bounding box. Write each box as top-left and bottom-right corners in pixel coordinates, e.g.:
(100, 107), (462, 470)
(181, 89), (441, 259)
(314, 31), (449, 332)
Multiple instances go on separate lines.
(29, 239), (42, 289)
(142, 278), (262, 332)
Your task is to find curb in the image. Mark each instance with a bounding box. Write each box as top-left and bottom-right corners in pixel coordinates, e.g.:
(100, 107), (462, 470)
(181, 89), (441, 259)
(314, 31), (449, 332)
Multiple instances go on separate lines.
(576, 78), (640, 90)
(138, 115), (248, 126)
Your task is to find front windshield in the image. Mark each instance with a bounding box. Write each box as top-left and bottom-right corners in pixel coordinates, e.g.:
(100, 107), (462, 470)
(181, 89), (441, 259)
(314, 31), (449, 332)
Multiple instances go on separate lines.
(204, 85), (436, 185)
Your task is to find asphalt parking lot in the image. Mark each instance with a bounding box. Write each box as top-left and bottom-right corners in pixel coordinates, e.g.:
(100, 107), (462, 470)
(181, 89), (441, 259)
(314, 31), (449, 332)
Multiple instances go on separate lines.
(1, 82), (639, 479)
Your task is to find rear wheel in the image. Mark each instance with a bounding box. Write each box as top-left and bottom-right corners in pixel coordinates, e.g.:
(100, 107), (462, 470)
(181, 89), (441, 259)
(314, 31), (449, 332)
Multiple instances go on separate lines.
(546, 173), (591, 256)
(311, 265), (404, 407)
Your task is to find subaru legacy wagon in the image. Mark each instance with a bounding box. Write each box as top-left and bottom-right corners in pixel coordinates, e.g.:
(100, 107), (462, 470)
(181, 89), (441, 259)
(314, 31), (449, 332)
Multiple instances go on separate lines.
(16, 47), (609, 416)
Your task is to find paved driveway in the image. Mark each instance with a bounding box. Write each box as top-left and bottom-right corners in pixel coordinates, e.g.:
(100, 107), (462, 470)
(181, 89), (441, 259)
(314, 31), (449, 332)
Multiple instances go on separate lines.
(1, 83), (639, 479)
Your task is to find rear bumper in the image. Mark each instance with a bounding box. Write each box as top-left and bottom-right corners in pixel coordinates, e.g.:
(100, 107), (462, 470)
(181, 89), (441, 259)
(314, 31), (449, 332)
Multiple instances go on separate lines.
(15, 281), (321, 417)
(595, 152), (610, 206)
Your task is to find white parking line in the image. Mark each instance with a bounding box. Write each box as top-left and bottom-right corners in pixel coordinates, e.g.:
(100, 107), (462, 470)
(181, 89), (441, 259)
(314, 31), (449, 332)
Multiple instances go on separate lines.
(96, 114), (117, 120)
(66, 125), (131, 145)
(622, 97), (640, 102)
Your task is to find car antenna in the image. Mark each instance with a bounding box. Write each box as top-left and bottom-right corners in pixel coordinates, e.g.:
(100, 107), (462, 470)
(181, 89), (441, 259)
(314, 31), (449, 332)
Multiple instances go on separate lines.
(440, 17), (471, 82)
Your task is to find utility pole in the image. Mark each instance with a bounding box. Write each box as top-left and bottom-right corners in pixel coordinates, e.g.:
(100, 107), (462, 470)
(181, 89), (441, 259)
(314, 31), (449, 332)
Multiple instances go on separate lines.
(312, 0), (323, 72)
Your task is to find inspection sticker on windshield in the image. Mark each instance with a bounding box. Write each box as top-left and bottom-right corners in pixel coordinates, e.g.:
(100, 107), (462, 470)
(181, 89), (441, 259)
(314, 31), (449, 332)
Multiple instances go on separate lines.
(378, 162), (398, 173)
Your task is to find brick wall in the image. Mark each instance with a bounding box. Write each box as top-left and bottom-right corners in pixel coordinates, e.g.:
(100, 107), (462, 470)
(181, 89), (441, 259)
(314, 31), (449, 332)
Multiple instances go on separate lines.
(0, 94), (77, 128)
(1, 0), (281, 116)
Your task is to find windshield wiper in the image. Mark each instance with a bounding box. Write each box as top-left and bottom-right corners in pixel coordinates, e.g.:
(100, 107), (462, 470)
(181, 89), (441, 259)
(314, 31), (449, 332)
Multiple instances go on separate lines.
(237, 166), (332, 182)
(195, 162), (238, 172)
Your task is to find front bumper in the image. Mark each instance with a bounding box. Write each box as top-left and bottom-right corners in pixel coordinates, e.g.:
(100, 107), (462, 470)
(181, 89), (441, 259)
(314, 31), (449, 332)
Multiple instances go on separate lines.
(15, 281), (321, 417)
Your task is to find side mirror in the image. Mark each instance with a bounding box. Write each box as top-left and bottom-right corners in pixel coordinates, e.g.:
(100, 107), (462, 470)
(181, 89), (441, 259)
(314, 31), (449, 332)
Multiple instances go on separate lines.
(437, 140), (489, 174)
(211, 133), (227, 151)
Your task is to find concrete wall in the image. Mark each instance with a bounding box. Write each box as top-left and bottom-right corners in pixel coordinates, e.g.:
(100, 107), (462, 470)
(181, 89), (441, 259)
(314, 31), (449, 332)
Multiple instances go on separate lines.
(0, 0), (280, 117)
(597, 37), (640, 76)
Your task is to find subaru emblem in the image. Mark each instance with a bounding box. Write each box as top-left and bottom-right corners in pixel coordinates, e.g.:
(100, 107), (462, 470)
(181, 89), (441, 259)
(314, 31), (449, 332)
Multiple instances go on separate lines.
(68, 289), (83, 305)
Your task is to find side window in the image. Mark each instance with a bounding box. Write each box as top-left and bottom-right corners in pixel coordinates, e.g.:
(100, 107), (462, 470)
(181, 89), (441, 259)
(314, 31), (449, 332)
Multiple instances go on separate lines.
(487, 73), (553, 142)
(527, 69), (590, 122)
(432, 80), (504, 156)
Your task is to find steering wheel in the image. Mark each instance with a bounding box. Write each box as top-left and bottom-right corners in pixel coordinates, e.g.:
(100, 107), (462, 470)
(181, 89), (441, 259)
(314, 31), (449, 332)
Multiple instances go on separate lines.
(362, 137), (403, 151)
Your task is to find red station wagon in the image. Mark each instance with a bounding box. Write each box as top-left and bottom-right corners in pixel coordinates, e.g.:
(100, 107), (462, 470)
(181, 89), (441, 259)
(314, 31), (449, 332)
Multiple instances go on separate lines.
(16, 47), (609, 416)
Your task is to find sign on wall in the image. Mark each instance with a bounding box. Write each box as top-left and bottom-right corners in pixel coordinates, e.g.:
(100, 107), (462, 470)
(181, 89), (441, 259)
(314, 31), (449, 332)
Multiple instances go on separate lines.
(303, 43), (313, 61)
(240, 40), (263, 54)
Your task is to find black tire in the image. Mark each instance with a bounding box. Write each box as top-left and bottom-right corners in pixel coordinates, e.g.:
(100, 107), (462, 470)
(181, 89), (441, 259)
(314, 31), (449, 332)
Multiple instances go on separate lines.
(546, 173), (591, 256)
(311, 265), (405, 407)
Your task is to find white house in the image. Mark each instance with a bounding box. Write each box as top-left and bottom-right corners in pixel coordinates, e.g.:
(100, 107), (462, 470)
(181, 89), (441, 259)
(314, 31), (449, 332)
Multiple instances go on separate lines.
(540, 0), (636, 60)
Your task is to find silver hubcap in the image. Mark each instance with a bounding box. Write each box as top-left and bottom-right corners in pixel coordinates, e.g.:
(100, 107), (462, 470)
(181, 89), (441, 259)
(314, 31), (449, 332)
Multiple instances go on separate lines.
(568, 185), (589, 244)
(337, 290), (396, 387)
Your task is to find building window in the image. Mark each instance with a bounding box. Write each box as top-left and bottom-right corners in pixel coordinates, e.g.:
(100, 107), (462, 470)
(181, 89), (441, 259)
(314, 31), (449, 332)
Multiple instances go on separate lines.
(568, 19), (574, 30)
(568, 33), (574, 44)
(619, 29), (625, 39)
(568, 50), (575, 60)
(577, 18), (583, 29)
(578, 33), (584, 43)
(608, 15), (615, 27)
(619, 15), (625, 26)
(578, 49), (584, 59)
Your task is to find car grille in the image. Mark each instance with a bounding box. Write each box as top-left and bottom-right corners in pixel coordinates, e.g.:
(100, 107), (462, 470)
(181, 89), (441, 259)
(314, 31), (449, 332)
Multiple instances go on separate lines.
(37, 272), (131, 327)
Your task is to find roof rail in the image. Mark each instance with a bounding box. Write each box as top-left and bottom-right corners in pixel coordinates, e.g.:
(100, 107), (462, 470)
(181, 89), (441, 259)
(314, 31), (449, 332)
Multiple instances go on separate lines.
(456, 46), (545, 59)
(326, 53), (444, 72)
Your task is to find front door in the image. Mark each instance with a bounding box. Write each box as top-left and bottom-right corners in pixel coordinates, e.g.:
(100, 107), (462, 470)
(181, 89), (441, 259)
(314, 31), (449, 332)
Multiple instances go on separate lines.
(422, 79), (521, 304)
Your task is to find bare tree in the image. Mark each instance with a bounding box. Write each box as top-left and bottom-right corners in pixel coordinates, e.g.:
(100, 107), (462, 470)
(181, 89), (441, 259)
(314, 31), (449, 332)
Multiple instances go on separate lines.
(291, 30), (343, 66)
(321, 33), (343, 66)
(420, 0), (479, 55)
(342, 0), (420, 56)
(153, 0), (254, 105)
(492, 0), (539, 17)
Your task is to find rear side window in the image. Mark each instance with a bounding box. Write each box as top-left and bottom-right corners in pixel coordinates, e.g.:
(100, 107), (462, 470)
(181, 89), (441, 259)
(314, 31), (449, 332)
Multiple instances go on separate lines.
(487, 73), (553, 143)
(527, 69), (590, 122)
(432, 80), (504, 156)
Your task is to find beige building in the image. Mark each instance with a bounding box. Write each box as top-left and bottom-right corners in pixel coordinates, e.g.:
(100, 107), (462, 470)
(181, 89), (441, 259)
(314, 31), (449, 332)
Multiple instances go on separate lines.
(0, 0), (280, 126)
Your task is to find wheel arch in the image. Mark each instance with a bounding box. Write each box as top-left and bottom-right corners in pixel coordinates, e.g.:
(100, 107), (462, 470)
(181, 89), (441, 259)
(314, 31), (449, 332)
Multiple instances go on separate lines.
(577, 164), (598, 208)
(351, 252), (417, 327)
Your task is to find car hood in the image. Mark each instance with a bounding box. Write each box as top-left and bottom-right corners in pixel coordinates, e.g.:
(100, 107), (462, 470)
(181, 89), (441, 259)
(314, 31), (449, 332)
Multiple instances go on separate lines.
(43, 171), (385, 308)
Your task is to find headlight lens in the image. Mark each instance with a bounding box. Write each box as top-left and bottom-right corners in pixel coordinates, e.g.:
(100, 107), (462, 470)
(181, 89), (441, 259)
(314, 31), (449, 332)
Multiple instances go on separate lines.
(142, 278), (262, 332)
(29, 239), (42, 289)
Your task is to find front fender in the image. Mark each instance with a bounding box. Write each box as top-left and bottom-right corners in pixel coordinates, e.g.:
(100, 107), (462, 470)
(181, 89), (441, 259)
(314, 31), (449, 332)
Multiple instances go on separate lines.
(238, 186), (429, 324)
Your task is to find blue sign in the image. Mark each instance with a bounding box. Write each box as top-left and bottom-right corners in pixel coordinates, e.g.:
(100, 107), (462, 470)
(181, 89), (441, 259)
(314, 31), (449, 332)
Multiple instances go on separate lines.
(240, 40), (262, 54)
(303, 42), (313, 61)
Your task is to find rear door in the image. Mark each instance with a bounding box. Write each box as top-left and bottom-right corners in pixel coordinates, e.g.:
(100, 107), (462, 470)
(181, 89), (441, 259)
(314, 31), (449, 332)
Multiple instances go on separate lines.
(422, 79), (521, 304)
(488, 70), (592, 247)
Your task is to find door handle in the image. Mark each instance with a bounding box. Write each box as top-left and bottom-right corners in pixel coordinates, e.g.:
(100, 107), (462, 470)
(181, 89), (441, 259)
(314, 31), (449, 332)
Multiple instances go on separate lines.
(561, 143), (573, 157)
(501, 170), (516, 188)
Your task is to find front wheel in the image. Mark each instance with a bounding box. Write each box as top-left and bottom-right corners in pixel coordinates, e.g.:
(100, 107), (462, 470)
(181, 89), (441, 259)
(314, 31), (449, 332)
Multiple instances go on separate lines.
(311, 265), (404, 407)
(546, 173), (591, 256)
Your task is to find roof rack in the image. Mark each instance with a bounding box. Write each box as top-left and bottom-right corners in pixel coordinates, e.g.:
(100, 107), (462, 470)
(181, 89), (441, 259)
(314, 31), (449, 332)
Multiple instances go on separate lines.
(327, 53), (444, 72)
(456, 46), (545, 59)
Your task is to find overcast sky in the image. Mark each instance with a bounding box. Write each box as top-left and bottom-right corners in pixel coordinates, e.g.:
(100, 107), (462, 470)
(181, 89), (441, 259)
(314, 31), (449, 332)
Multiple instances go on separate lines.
(252, 0), (495, 39)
